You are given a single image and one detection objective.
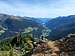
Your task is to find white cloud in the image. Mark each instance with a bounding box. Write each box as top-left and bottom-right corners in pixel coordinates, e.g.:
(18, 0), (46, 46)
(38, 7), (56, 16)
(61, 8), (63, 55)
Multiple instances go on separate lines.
(0, 0), (75, 18)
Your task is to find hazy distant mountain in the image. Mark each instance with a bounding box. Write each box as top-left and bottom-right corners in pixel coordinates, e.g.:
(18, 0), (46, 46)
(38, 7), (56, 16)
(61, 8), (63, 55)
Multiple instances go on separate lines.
(46, 15), (75, 40)
(0, 14), (45, 39)
(1, 14), (75, 40)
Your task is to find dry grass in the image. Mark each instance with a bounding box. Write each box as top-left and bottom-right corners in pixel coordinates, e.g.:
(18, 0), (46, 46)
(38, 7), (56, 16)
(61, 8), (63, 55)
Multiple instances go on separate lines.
(0, 51), (22, 56)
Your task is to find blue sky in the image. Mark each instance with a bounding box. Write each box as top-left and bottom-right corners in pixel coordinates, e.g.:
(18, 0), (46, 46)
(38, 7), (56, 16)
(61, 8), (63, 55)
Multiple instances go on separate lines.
(0, 0), (75, 18)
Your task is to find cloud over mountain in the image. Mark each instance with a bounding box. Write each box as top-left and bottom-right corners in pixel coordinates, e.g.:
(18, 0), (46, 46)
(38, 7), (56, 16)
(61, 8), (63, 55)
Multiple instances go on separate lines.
(0, 0), (75, 18)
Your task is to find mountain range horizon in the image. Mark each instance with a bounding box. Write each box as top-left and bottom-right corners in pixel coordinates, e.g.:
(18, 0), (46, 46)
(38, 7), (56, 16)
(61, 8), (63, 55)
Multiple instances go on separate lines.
(0, 13), (75, 19)
(0, 13), (75, 40)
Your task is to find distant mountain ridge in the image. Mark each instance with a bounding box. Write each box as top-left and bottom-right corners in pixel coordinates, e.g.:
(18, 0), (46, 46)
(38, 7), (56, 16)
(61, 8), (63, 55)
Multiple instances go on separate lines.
(0, 14), (75, 40)
(0, 14), (45, 39)
(46, 15), (75, 40)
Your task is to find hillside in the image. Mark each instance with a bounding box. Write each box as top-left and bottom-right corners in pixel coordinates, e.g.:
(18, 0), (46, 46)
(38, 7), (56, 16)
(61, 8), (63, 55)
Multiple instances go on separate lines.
(0, 31), (75, 56)
(0, 14), (75, 56)
(0, 14), (45, 39)
(1, 14), (75, 40)
(46, 15), (75, 40)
